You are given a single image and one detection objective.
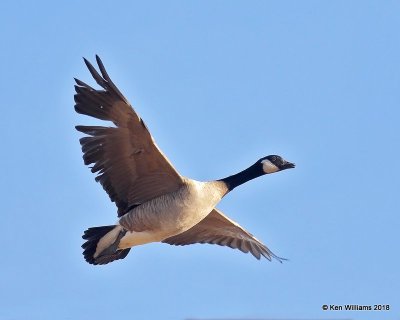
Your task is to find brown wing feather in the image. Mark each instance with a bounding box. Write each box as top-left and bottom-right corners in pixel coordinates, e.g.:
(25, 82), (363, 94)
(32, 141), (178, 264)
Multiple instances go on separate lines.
(163, 208), (284, 262)
(74, 56), (183, 216)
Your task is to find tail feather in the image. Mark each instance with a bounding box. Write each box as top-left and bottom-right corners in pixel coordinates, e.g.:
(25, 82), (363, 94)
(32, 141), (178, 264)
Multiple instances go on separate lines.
(82, 225), (131, 265)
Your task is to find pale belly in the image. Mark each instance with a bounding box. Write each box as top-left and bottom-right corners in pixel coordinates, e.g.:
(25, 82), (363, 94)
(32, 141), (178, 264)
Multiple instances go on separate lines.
(118, 204), (213, 249)
(118, 180), (227, 249)
(118, 230), (169, 248)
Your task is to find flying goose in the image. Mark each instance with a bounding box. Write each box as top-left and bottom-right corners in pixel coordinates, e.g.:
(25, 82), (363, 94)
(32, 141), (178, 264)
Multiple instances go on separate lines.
(75, 56), (295, 265)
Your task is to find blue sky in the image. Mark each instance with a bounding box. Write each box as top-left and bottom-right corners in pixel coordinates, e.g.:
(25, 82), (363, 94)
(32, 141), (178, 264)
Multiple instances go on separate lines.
(0, 1), (399, 319)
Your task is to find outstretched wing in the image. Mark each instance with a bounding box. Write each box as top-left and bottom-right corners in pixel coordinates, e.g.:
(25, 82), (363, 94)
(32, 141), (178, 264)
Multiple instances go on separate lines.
(163, 208), (284, 261)
(74, 55), (184, 217)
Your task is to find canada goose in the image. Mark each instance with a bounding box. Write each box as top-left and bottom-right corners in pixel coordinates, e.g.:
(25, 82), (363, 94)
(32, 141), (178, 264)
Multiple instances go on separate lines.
(75, 56), (295, 265)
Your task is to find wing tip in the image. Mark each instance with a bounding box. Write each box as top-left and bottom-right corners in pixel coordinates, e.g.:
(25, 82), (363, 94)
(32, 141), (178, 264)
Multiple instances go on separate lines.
(95, 54), (103, 66)
(82, 56), (91, 68)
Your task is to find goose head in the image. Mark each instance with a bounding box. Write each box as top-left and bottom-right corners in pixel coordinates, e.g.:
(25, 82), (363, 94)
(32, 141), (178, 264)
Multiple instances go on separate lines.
(219, 154), (295, 191)
(260, 155), (295, 174)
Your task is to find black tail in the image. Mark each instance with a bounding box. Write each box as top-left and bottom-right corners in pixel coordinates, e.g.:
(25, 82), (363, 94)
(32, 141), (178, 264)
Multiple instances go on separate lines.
(82, 225), (131, 265)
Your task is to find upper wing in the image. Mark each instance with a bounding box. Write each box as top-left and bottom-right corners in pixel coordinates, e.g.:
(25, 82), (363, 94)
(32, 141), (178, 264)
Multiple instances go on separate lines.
(162, 208), (284, 261)
(74, 55), (184, 217)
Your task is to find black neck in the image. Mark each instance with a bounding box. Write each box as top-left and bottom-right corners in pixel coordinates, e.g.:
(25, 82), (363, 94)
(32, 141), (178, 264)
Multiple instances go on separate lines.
(219, 163), (264, 192)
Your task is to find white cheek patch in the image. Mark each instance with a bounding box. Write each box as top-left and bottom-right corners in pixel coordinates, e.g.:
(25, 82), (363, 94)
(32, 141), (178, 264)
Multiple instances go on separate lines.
(261, 159), (279, 174)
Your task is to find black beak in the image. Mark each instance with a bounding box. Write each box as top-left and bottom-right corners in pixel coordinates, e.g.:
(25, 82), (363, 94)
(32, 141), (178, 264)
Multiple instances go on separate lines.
(282, 161), (295, 170)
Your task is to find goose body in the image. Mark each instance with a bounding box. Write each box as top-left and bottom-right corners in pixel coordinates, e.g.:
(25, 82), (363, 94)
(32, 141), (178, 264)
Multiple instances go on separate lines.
(75, 56), (295, 265)
(117, 180), (227, 249)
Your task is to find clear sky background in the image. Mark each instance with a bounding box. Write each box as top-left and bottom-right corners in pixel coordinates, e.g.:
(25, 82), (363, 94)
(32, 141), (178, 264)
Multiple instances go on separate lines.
(0, 1), (399, 320)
